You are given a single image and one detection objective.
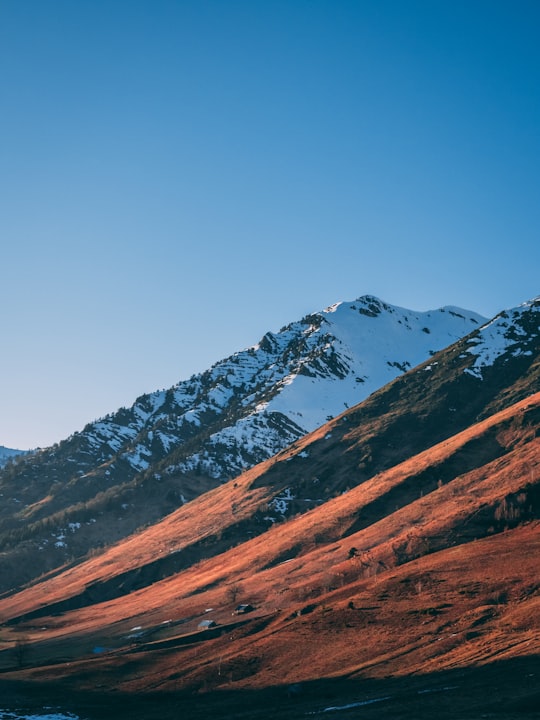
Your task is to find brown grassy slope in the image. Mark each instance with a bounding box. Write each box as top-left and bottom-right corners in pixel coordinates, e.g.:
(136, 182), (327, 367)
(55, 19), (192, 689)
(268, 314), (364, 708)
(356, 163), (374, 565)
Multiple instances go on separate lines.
(0, 394), (538, 694)
(1, 391), (538, 626)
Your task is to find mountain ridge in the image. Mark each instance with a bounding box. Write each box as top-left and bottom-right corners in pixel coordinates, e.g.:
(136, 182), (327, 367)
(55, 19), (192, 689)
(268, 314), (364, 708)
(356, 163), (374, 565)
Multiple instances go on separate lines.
(0, 294), (485, 592)
(0, 294), (538, 719)
(0, 295), (537, 607)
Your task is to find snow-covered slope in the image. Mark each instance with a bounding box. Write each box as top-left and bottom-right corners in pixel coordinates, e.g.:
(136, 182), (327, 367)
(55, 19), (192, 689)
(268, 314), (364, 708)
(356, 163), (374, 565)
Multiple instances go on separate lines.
(464, 296), (540, 378)
(65, 295), (484, 483)
(163, 297), (484, 479)
(0, 295), (485, 497)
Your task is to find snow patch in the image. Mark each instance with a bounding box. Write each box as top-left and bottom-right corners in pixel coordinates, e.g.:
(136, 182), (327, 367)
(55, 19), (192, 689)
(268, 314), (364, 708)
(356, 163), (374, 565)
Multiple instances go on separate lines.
(269, 488), (294, 514)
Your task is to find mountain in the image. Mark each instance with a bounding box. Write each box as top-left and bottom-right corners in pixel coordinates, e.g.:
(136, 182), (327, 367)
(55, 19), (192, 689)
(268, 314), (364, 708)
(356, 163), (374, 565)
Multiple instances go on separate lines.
(0, 295), (484, 592)
(0, 446), (27, 468)
(0, 297), (537, 720)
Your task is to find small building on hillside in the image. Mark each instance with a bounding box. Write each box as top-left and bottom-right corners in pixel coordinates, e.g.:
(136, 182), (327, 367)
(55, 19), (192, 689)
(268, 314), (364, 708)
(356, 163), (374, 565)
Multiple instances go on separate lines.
(198, 619), (217, 630)
(234, 603), (254, 615)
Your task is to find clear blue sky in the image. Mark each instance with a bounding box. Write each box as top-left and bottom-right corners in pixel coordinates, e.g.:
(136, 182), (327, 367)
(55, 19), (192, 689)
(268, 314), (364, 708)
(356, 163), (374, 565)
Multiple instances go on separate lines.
(1, 0), (539, 449)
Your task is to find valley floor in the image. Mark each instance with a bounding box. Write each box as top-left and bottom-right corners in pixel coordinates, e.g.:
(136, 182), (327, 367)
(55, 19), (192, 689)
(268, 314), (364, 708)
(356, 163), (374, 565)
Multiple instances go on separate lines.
(1, 655), (539, 720)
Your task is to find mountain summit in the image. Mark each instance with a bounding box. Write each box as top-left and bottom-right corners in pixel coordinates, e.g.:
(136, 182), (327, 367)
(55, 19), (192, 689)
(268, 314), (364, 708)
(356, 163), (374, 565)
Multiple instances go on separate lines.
(116, 294), (483, 482)
(0, 295), (484, 590)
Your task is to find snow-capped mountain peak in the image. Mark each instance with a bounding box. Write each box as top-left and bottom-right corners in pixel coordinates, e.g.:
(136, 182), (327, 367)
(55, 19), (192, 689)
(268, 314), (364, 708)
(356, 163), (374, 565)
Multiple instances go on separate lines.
(1, 295), (487, 495)
(250, 296), (485, 435)
(61, 295), (484, 484)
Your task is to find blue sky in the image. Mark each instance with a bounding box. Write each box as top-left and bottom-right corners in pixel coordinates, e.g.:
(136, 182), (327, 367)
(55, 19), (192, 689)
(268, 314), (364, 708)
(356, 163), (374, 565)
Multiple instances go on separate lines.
(1, 0), (539, 449)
